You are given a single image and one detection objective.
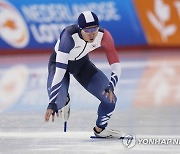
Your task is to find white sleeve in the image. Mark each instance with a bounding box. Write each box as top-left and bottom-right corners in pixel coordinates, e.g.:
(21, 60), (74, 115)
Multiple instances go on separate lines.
(49, 51), (69, 104)
(111, 63), (121, 77)
(109, 62), (121, 90)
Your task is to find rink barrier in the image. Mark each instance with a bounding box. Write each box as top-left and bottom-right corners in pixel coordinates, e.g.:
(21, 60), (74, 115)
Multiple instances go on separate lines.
(0, 0), (146, 52)
(1, 0), (180, 54)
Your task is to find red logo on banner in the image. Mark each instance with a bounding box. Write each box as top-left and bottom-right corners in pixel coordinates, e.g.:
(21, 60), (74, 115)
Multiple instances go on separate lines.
(0, 1), (29, 48)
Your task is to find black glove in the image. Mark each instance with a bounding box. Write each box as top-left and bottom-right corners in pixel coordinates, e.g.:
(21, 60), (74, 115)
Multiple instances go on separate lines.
(47, 103), (58, 115)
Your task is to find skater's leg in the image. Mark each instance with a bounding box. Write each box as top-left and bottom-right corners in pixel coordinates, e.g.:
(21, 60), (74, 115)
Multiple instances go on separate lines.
(74, 60), (117, 129)
(87, 71), (117, 129)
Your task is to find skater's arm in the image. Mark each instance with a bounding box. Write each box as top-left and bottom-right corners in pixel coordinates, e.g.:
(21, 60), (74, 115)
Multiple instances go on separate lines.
(49, 31), (74, 104)
(45, 30), (74, 122)
(101, 29), (121, 91)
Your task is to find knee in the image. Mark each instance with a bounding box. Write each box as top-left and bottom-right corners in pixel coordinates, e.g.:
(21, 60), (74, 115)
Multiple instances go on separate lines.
(98, 98), (116, 113)
(100, 93), (117, 106)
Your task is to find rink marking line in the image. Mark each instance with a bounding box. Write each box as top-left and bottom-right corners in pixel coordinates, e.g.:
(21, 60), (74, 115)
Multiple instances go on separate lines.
(95, 61), (180, 69)
(1, 60), (180, 77)
(0, 131), (180, 139)
(1, 60), (180, 73)
(1, 132), (180, 153)
(0, 131), (92, 139)
(1, 132), (180, 152)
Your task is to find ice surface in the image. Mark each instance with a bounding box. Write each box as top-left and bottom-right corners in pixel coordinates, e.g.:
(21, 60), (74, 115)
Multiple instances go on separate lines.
(0, 51), (180, 153)
(1, 130), (180, 154)
(0, 109), (180, 154)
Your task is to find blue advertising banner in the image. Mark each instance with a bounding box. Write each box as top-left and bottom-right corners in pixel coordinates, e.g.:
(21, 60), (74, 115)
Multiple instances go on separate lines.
(0, 0), (147, 51)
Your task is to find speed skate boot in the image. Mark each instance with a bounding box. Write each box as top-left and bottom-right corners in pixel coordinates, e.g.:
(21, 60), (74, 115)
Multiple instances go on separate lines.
(93, 127), (121, 138)
(59, 94), (70, 122)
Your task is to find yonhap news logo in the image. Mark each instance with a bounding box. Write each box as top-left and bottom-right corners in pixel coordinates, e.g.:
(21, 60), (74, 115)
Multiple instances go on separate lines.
(122, 134), (136, 149)
(122, 134), (180, 149)
(0, 0), (29, 48)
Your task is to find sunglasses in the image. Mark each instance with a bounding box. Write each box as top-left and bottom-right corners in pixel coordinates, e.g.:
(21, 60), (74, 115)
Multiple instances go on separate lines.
(83, 27), (99, 33)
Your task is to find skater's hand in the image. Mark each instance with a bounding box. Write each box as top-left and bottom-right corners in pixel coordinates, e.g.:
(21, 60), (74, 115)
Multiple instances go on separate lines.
(102, 86), (116, 103)
(45, 109), (59, 122)
(45, 103), (59, 122)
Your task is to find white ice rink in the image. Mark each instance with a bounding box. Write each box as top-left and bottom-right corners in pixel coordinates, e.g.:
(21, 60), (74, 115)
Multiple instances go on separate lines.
(0, 51), (180, 153)
(0, 110), (180, 154)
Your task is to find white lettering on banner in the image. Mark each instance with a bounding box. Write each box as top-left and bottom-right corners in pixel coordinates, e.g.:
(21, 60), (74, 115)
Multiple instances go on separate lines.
(21, 2), (120, 23)
(174, 1), (180, 18)
(21, 4), (75, 23)
(72, 2), (121, 21)
(30, 23), (69, 43)
(20, 2), (120, 43)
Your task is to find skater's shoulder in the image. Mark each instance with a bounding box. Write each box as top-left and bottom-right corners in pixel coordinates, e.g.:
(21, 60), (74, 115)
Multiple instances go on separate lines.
(64, 24), (80, 36)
